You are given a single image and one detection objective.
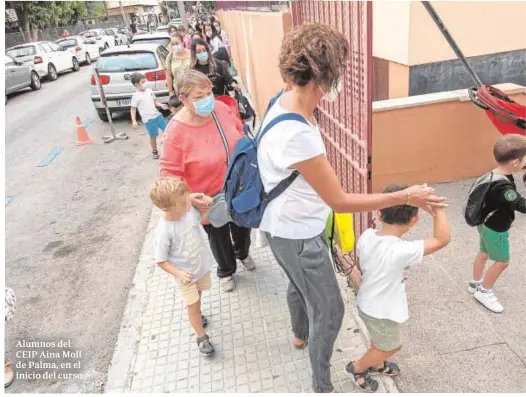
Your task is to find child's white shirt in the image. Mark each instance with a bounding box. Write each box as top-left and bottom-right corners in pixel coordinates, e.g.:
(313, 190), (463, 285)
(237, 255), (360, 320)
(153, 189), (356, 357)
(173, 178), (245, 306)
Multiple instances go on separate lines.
(131, 88), (161, 123)
(153, 207), (214, 281)
(356, 228), (424, 323)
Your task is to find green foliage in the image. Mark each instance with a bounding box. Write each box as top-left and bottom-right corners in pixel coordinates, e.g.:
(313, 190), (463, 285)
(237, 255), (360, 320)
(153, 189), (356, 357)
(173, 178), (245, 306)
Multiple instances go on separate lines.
(86, 1), (107, 19)
(7, 1), (89, 29)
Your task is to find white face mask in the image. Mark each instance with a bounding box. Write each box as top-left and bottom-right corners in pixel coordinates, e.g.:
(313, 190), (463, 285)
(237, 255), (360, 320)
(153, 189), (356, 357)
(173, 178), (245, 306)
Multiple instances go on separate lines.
(321, 78), (342, 102)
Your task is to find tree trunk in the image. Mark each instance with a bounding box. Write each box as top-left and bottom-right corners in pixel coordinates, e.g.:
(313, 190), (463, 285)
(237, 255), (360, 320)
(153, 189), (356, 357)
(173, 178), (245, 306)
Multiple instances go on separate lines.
(19, 8), (32, 42)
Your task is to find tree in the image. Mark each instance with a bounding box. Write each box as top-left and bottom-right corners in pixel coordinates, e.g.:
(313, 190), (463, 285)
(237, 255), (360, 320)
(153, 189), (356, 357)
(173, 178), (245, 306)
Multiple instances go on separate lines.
(86, 1), (107, 19)
(6, 1), (88, 41)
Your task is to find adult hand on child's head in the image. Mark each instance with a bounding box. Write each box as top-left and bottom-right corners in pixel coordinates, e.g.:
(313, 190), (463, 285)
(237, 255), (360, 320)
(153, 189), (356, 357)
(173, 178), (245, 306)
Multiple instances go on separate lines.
(405, 184), (447, 215)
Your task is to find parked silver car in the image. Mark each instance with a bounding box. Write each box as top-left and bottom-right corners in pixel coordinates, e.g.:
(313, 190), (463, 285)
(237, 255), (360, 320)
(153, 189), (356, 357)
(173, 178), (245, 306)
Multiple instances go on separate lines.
(5, 55), (41, 103)
(90, 43), (170, 121)
(130, 32), (170, 48)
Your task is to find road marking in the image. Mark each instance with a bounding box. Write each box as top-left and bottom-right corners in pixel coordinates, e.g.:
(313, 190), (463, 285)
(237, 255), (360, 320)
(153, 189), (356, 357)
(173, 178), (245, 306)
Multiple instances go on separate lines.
(5, 196), (12, 206)
(38, 147), (63, 167)
(82, 119), (94, 128)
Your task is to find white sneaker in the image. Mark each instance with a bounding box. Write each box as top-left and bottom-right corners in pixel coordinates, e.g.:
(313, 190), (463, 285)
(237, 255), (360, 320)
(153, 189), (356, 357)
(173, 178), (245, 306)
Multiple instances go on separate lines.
(220, 276), (236, 292)
(240, 255), (256, 271)
(474, 289), (504, 313)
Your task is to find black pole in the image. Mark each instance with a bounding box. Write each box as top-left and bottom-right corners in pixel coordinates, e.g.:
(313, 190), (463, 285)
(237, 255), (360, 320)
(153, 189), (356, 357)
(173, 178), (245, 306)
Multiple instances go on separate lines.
(421, 1), (483, 88)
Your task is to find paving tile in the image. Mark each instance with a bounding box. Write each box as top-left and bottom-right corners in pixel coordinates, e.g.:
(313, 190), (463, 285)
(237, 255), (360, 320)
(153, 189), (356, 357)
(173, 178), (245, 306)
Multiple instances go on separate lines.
(108, 223), (373, 393)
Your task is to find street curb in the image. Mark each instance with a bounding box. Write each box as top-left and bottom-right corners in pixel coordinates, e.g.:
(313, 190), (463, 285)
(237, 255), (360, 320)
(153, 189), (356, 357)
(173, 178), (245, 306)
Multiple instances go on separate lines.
(104, 207), (159, 393)
(345, 288), (400, 393)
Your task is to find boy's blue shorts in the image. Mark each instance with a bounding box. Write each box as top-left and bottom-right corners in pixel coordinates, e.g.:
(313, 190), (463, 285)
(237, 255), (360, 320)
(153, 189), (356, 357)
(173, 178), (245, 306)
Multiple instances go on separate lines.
(144, 114), (167, 138)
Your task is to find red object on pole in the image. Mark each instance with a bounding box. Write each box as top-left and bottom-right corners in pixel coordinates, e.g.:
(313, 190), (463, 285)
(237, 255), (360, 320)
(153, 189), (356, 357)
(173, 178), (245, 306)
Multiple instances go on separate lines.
(477, 86), (526, 136)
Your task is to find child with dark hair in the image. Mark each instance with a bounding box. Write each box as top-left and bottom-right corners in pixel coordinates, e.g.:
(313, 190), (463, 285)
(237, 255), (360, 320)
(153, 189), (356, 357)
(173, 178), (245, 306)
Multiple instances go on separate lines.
(130, 72), (169, 159)
(468, 134), (526, 313)
(167, 95), (183, 122)
(345, 184), (450, 393)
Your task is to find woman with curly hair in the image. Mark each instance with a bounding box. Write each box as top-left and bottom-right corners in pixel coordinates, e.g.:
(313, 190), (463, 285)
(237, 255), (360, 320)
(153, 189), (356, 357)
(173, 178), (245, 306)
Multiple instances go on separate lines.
(257, 23), (445, 393)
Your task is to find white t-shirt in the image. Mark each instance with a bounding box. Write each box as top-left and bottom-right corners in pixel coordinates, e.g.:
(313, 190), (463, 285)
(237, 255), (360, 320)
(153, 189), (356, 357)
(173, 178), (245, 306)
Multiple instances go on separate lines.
(153, 207), (214, 282)
(257, 98), (330, 239)
(356, 228), (425, 323)
(131, 88), (161, 123)
(209, 36), (224, 54)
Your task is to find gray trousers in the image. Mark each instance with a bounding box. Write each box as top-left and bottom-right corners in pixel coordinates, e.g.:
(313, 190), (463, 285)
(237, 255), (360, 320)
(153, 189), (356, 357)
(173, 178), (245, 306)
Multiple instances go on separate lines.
(265, 233), (345, 393)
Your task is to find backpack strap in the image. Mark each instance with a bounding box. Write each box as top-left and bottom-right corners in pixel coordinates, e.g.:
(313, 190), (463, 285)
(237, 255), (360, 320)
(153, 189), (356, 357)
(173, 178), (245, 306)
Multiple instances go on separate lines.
(211, 110), (230, 165)
(256, 112), (311, 201)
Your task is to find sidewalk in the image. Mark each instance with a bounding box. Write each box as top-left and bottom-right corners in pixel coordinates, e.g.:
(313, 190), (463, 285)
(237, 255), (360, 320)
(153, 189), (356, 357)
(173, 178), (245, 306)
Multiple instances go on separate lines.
(104, 208), (397, 393)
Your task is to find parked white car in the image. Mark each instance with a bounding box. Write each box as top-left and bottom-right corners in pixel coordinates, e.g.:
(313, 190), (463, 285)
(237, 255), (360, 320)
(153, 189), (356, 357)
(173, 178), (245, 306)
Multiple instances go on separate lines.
(6, 41), (80, 81)
(130, 32), (170, 48)
(90, 44), (170, 121)
(156, 25), (169, 32)
(55, 35), (100, 65)
(104, 28), (128, 45)
(79, 29), (116, 52)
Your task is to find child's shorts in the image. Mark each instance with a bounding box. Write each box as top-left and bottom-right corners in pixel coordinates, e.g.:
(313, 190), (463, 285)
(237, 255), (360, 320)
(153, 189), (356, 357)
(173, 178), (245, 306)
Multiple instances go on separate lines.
(477, 225), (510, 262)
(144, 114), (168, 139)
(359, 308), (402, 352)
(178, 272), (212, 306)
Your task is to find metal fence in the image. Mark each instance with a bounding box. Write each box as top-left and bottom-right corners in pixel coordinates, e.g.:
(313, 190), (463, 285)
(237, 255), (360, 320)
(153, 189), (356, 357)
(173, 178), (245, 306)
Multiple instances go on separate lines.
(291, 1), (374, 258)
(216, 1), (289, 12)
(5, 18), (125, 49)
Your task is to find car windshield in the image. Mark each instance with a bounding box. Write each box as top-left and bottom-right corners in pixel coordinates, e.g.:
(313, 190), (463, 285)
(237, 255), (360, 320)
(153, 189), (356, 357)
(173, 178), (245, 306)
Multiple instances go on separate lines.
(131, 38), (170, 47)
(97, 52), (158, 72)
(7, 46), (36, 58)
(56, 38), (78, 49)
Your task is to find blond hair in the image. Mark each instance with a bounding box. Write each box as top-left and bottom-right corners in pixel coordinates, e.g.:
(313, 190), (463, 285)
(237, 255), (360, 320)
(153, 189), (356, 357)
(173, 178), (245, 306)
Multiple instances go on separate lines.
(176, 69), (212, 97)
(149, 177), (189, 210)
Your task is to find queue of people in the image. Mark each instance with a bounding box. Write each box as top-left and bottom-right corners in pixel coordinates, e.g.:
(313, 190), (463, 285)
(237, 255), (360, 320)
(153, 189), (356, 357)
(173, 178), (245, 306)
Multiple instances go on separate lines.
(129, 18), (526, 393)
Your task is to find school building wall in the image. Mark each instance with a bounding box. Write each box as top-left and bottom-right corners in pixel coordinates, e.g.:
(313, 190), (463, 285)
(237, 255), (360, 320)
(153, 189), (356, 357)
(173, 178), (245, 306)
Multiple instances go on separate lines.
(373, 1), (526, 99)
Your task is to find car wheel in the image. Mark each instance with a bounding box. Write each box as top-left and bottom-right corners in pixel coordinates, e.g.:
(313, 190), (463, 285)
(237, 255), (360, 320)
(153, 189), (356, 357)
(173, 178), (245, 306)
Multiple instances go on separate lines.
(30, 71), (41, 91)
(85, 53), (91, 65)
(47, 64), (58, 81)
(72, 57), (80, 72)
(97, 110), (109, 122)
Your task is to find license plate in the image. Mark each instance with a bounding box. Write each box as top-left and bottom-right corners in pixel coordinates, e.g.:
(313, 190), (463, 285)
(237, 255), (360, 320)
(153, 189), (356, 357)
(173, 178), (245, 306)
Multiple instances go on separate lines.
(117, 99), (131, 106)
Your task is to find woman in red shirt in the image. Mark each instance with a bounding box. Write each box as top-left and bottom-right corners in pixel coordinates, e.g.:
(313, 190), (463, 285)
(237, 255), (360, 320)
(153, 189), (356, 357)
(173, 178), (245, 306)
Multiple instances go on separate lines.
(160, 70), (255, 292)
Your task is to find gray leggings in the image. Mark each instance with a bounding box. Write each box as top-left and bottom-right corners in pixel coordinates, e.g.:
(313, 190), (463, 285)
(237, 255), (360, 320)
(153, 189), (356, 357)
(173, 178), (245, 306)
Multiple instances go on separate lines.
(265, 233), (345, 393)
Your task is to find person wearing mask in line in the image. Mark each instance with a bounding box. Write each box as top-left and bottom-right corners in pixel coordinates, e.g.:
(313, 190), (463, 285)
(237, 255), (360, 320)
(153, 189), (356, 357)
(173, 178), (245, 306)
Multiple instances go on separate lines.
(159, 70), (255, 292)
(166, 33), (192, 97)
(188, 26), (196, 36)
(191, 32), (202, 42)
(213, 20), (231, 58)
(178, 25), (193, 49)
(191, 39), (239, 97)
(256, 23), (446, 393)
(204, 23), (231, 66)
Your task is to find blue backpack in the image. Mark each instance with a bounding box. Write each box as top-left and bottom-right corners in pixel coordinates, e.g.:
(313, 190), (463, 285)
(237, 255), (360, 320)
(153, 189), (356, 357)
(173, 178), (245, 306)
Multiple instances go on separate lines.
(224, 91), (310, 229)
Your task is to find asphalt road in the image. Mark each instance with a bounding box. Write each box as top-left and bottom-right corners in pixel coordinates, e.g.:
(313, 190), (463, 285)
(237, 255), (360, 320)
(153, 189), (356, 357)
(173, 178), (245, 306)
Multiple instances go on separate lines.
(5, 65), (158, 393)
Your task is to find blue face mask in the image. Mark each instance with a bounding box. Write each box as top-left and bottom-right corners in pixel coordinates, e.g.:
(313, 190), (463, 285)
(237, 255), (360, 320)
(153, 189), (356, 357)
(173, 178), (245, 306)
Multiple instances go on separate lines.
(193, 94), (215, 117)
(196, 52), (209, 63)
(173, 44), (183, 53)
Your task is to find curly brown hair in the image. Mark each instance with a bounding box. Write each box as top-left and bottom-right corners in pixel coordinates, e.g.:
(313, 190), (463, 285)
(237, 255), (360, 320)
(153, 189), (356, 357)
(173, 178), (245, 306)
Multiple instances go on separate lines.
(279, 23), (349, 88)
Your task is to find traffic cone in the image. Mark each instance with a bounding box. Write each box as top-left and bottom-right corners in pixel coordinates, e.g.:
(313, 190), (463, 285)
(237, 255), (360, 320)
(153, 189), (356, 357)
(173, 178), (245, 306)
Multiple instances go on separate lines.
(76, 116), (94, 145)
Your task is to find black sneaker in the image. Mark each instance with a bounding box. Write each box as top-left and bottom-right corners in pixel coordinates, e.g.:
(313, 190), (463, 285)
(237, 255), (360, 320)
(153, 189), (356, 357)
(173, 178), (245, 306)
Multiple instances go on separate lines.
(197, 334), (215, 356)
(152, 150), (159, 159)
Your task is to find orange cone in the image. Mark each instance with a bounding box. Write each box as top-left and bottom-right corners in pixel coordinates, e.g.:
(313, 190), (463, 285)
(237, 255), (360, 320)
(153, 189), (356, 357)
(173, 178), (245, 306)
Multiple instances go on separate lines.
(76, 116), (94, 145)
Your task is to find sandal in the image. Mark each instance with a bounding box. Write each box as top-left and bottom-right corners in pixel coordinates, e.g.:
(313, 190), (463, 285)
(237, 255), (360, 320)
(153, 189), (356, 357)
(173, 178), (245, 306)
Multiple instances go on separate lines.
(345, 361), (378, 393)
(196, 335), (215, 356)
(368, 361), (400, 377)
(5, 360), (15, 388)
(292, 338), (308, 350)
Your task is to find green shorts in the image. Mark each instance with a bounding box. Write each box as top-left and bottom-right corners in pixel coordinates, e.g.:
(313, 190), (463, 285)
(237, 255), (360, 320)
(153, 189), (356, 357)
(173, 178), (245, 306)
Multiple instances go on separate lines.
(477, 225), (510, 262)
(358, 308), (402, 352)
